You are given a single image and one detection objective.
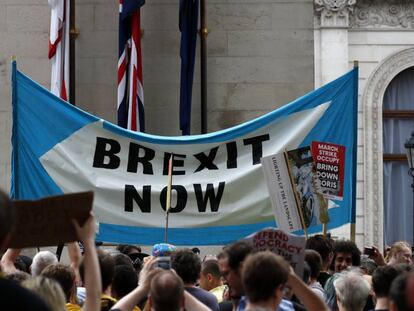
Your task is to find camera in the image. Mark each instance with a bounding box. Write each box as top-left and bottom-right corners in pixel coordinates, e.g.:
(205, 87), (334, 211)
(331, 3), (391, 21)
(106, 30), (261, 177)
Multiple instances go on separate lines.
(157, 256), (171, 270)
(363, 246), (374, 256)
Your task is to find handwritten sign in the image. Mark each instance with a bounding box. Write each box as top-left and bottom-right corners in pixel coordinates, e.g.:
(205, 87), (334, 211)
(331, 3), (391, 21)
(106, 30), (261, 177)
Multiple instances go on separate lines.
(245, 228), (306, 276)
(8, 192), (93, 248)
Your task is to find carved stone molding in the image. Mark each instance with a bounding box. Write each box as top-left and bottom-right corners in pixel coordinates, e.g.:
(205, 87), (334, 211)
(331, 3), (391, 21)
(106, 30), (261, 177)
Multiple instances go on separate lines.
(362, 48), (414, 248)
(315, 0), (357, 28)
(351, 0), (414, 29)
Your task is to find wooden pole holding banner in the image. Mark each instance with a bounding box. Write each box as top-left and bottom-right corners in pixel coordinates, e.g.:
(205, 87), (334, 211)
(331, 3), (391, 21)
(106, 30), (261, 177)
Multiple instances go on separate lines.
(165, 154), (174, 243)
(283, 150), (308, 238)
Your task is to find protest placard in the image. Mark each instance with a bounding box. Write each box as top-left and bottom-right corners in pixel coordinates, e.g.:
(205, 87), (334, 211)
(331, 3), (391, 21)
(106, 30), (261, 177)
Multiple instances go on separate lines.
(286, 147), (323, 228)
(8, 192), (94, 248)
(261, 153), (303, 232)
(245, 227), (306, 276)
(311, 141), (345, 200)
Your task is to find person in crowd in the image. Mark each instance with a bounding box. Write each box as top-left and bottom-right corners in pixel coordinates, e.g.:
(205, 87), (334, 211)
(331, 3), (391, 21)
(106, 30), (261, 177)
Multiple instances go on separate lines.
(389, 272), (414, 311)
(370, 265), (402, 311)
(116, 245), (148, 273)
(41, 263), (79, 310)
(116, 245), (142, 256)
(148, 270), (185, 311)
(305, 249), (325, 300)
(306, 235), (334, 287)
(171, 248), (220, 311)
(0, 189), (52, 310)
(31, 250), (59, 276)
(22, 276), (67, 311)
(324, 239), (362, 311)
(242, 251), (329, 311)
(386, 241), (412, 265)
(331, 240), (361, 273)
(199, 259), (227, 303)
(334, 270), (371, 311)
(80, 249), (117, 311)
(218, 240), (296, 311)
(111, 265), (139, 301)
(14, 255), (32, 273)
(192, 247), (201, 256)
(360, 256), (377, 275)
(110, 257), (211, 311)
(4, 270), (30, 283)
(112, 253), (135, 270)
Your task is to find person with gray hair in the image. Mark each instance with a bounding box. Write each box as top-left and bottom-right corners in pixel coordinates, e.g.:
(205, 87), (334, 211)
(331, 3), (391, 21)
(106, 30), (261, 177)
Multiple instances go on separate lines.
(31, 250), (58, 276)
(334, 270), (371, 311)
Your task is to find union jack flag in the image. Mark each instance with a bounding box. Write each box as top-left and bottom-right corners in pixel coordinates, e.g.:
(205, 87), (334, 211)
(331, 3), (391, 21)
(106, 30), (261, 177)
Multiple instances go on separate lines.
(48, 0), (70, 101)
(118, 0), (145, 132)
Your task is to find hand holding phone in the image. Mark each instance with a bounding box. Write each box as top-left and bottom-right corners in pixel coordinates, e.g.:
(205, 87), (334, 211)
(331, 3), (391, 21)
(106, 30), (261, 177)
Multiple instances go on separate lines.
(157, 256), (171, 270)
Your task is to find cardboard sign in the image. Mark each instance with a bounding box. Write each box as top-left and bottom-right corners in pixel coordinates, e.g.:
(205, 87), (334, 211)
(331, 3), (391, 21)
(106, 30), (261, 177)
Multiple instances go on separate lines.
(311, 141), (346, 200)
(8, 192), (93, 248)
(245, 228), (306, 276)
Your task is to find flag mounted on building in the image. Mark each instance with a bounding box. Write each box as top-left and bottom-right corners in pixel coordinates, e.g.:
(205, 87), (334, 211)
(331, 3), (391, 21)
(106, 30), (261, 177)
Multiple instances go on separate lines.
(48, 0), (70, 101)
(179, 0), (199, 135)
(118, 0), (145, 132)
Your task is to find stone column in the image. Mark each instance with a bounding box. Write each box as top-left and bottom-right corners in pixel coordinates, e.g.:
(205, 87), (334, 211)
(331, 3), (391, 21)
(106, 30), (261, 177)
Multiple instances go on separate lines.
(314, 0), (356, 85)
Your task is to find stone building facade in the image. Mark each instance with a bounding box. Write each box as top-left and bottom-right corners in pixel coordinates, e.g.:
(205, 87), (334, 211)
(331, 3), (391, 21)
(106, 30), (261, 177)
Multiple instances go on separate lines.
(1, 0), (414, 247)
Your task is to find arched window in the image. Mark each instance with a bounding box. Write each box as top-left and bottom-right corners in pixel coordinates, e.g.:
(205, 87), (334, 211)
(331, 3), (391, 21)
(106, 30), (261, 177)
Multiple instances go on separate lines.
(383, 66), (414, 246)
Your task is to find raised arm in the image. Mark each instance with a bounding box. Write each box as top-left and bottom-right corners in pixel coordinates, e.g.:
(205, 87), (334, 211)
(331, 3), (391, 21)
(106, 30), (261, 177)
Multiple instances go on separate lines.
(67, 242), (82, 286)
(72, 214), (101, 311)
(287, 268), (329, 311)
(1, 248), (21, 274)
(110, 257), (159, 311)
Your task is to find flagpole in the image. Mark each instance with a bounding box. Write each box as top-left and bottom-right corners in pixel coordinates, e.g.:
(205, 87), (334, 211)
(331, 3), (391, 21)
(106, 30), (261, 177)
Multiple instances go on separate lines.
(200, 0), (208, 134)
(69, 0), (79, 105)
(57, 0), (79, 262)
(350, 60), (359, 243)
(165, 154), (174, 243)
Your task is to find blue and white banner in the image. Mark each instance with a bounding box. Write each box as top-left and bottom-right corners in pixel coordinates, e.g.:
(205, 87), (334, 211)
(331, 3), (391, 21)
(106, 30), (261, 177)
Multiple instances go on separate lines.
(11, 61), (358, 245)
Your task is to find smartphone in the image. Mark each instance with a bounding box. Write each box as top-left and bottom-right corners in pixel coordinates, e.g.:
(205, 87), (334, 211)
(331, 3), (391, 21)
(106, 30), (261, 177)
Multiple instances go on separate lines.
(157, 256), (171, 270)
(363, 246), (374, 256)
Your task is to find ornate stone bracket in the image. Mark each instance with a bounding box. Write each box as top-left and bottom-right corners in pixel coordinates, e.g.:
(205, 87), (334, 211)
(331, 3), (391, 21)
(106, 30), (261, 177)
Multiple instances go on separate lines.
(315, 0), (357, 28)
(362, 47), (414, 248)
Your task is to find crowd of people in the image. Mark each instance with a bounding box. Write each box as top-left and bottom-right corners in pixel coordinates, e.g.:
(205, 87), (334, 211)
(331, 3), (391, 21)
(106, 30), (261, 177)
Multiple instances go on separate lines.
(1, 189), (414, 311)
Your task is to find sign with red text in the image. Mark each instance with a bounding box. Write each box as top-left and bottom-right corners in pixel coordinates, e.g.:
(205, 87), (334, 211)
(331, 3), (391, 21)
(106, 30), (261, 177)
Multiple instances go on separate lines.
(245, 227), (306, 276)
(311, 142), (345, 200)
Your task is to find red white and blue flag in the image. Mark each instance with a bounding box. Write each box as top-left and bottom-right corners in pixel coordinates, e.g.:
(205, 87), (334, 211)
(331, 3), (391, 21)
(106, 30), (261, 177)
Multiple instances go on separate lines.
(48, 0), (70, 101)
(118, 0), (145, 132)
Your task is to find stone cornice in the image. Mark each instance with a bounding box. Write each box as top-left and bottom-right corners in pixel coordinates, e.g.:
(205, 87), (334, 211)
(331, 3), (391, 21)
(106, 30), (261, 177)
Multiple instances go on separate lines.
(350, 0), (414, 29)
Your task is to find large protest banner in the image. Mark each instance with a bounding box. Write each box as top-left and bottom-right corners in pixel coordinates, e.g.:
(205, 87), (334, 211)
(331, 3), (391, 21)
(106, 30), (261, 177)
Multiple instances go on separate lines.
(10, 61), (358, 245)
